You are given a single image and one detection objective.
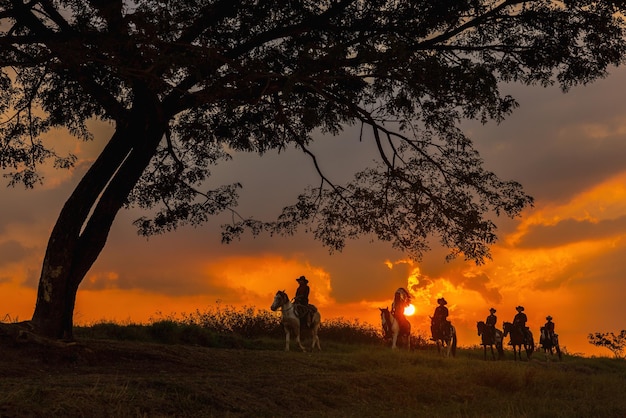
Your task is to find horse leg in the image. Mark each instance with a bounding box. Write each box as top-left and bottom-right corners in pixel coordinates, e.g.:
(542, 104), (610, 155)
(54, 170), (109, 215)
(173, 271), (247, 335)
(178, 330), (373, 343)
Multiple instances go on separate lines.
(287, 319), (305, 352)
(284, 326), (290, 352)
(490, 345), (495, 360)
(294, 327), (306, 352)
(526, 344), (532, 361)
(311, 320), (321, 351)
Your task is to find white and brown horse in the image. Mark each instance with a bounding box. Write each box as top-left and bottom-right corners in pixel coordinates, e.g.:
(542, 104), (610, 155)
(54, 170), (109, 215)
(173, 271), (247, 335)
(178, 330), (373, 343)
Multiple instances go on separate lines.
(380, 307), (410, 350)
(270, 290), (321, 352)
(431, 317), (457, 357)
(540, 326), (562, 361)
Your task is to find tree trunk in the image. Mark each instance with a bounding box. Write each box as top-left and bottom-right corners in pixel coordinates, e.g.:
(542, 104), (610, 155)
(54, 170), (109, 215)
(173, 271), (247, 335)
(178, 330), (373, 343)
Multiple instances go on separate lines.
(31, 89), (167, 339)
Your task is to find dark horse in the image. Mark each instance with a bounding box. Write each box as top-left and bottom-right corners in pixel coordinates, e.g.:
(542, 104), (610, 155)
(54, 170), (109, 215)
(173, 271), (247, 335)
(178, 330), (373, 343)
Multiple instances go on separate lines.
(503, 321), (534, 361)
(540, 326), (562, 361)
(477, 321), (504, 360)
(431, 317), (457, 357)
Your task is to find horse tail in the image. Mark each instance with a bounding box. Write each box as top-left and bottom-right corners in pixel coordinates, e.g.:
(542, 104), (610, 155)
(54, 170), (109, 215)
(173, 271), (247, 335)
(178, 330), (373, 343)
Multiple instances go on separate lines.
(526, 332), (535, 359)
(451, 330), (458, 357)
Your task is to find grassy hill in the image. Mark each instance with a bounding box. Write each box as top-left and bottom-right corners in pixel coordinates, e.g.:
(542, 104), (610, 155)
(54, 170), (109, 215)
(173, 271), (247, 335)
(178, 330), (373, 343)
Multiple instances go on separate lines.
(1, 308), (624, 417)
(1, 335), (625, 417)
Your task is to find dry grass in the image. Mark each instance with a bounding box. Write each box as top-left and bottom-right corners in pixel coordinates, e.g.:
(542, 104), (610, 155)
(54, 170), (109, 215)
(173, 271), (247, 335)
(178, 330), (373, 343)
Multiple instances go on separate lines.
(0, 337), (625, 418)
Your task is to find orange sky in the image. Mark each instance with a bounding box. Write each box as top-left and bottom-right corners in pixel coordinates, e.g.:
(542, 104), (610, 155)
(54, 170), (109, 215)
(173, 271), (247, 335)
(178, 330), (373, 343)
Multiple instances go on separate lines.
(2, 67), (626, 358)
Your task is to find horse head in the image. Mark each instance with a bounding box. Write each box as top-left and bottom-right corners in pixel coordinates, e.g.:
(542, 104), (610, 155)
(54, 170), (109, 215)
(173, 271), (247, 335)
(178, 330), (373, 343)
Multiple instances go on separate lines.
(379, 307), (392, 337)
(271, 290), (289, 311)
(477, 321), (485, 336)
(379, 307), (390, 324)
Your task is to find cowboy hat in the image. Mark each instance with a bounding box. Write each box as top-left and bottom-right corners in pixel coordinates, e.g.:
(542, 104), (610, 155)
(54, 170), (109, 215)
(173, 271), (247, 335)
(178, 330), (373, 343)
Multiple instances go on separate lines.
(437, 297), (447, 305)
(296, 276), (308, 284)
(515, 306), (524, 311)
(546, 315), (552, 320)
(489, 308), (496, 313)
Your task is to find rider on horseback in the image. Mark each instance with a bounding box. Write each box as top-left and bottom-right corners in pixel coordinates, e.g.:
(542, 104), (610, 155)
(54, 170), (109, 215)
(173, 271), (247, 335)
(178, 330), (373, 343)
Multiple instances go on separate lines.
(431, 297), (449, 340)
(512, 305), (531, 344)
(390, 288), (411, 335)
(294, 276), (312, 327)
(544, 315), (555, 340)
(486, 308), (497, 338)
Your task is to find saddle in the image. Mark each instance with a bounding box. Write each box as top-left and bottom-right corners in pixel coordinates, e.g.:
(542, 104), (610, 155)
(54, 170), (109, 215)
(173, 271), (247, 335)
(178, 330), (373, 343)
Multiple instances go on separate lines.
(540, 326), (557, 345)
(514, 325), (531, 345)
(432, 319), (451, 340)
(294, 304), (317, 327)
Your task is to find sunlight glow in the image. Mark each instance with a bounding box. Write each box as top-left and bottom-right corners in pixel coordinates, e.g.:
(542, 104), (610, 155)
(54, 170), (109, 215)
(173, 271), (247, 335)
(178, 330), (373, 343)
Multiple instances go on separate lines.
(404, 304), (415, 316)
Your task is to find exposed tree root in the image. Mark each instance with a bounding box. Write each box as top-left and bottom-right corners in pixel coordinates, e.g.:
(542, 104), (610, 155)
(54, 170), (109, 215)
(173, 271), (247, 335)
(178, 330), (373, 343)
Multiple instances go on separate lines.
(0, 321), (77, 348)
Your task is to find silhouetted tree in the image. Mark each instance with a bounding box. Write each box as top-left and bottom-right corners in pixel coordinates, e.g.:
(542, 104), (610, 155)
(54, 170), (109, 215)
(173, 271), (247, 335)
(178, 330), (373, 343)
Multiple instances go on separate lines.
(1, 1), (625, 339)
(588, 330), (626, 358)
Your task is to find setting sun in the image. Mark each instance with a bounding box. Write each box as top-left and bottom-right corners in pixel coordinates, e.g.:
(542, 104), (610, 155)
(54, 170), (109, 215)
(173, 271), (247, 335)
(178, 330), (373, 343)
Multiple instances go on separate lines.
(404, 304), (415, 316)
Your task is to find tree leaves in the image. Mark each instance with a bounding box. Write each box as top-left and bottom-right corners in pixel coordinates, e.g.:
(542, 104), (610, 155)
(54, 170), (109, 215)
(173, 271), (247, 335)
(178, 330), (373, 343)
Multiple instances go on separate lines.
(588, 330), (626, 358)
(1, 0), (625, 263)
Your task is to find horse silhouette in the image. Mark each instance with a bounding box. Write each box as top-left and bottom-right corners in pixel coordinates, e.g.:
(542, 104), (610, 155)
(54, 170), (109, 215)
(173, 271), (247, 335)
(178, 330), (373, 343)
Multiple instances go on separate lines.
(380, 307), (410, 350)
(477, 321), (504, 360)
(271, 290), (321, 352)
(503, 321), (534, 361)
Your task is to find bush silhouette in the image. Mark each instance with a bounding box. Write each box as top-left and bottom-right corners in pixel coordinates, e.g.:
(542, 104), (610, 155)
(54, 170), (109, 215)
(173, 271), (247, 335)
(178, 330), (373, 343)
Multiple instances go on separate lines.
(588, 330), (626, 358)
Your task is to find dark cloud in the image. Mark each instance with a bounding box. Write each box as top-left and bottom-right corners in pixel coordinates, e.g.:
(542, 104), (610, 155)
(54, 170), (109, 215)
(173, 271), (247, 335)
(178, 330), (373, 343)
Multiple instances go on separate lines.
(0, 240), (31, 267)
(517, 216), (626, 249)
(530, 240), (626, 292)
(451, 270), (503, 304)
(23, 268), (40, 288)
(467, 67), (626, 204)
(94, 250), (214, 296)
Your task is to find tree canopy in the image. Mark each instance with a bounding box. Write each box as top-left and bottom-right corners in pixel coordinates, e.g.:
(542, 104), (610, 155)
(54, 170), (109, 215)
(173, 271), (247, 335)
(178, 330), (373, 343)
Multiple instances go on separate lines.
(1, 0), (625, 338)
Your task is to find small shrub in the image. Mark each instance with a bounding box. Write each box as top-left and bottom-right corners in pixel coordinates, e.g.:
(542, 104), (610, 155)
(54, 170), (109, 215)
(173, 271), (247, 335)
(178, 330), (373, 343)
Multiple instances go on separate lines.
(76, 304), (404, 349)
(149, 320), (181, 344)
(588, 330), (626, 358)
(75, 322), (151, 341)
(319, 317), (381, 344)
